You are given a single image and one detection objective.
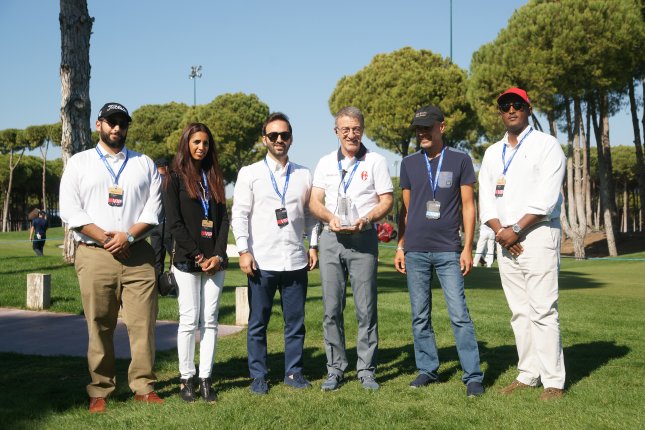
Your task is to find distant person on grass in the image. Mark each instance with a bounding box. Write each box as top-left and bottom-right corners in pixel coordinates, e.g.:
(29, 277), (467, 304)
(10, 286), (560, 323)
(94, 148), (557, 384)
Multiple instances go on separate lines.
(478, 87), (567, 401)
(393, 105), (485, 397)
(151, 157), (172, 278)
(232, 112), (319, 395)
(60, 102), (164, 413)
(29, 210), (48, 256)
(163, 123), (229, 403)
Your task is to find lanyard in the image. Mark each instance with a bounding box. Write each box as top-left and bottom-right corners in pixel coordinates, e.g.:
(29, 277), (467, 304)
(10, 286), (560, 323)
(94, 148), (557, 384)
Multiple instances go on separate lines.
(423, 146), (446, 200)
(96, 146), (129, 185)
(264, 158), (291, 206)
(502, 127), (533, 176)
(337, 159), (360, 195)
(198, 170), (210, 219)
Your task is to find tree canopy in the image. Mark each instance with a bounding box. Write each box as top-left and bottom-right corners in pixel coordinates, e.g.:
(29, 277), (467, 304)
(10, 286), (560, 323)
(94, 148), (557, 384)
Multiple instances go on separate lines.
(329, 47), (478, 157)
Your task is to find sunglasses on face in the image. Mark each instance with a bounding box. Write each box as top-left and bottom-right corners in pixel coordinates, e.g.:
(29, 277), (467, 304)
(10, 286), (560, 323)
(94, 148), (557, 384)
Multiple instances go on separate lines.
(265, 131), (291, 142)
(498, 101), (527, 113)
(101, 118), (130, 129)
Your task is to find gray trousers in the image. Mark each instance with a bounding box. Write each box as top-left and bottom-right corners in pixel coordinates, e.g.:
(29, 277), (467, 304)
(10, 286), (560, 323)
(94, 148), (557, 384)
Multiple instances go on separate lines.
(319, 229), (378, 378)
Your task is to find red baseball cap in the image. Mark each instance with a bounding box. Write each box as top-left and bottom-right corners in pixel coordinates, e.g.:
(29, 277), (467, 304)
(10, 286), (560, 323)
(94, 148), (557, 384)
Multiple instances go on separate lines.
(497, 87), (530, 105)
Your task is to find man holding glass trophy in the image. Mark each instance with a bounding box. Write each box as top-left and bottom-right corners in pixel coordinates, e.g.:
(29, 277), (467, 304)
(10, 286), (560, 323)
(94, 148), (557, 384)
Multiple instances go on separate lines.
(309, 106), (393, 391)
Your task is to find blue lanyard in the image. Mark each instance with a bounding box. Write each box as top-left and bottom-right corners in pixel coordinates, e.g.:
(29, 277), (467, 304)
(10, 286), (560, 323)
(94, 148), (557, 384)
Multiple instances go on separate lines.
(198, 171), (210, 219)
(502, 127), (533, 176)
(96, 146), (129, 185)
(264, 158), (291, 206)
(337, 160), (360, 195)
(423, 146), (446, 200)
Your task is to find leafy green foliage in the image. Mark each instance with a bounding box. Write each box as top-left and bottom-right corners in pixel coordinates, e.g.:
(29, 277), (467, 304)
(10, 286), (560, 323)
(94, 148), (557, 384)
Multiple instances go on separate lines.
(127, 102), (190, 161)
(330, 47), (478, 156)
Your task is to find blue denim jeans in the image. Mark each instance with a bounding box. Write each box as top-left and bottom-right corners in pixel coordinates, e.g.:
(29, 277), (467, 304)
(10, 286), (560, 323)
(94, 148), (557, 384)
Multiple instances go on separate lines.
(405, 251), (483, 384)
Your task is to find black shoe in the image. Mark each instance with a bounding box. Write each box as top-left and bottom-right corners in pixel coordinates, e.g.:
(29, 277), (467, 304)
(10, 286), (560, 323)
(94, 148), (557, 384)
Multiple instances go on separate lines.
(467, 381), (485, 397)
(249, 376), (269, 395)
(179, 378), (196, 402)
(200, 377), (218, 403)
(409, 373), (437, 388)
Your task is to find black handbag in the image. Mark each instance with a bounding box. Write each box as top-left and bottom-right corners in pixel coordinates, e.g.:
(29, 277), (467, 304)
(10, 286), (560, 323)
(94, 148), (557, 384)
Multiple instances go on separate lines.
(158, 240), (177, 296)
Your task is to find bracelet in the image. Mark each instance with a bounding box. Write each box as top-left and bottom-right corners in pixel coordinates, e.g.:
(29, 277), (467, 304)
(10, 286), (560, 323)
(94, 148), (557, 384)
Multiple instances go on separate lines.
(396, 246), (404, 251)
(194, 253), (205, 263)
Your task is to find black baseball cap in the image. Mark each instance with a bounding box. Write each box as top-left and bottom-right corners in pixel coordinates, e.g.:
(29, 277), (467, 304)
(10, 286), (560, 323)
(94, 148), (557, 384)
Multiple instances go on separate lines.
(98, 102), (132, 121)
(411, 105), (444, 127)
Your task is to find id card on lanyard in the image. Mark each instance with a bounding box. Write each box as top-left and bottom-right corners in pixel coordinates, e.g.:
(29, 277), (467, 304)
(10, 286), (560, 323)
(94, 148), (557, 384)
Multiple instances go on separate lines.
(96, 146), (129, 207)
(497, 127), (533, 198)
(264, 158), (291, 227)
(198, 171), (213, 238)
(423, 147), (445, 219)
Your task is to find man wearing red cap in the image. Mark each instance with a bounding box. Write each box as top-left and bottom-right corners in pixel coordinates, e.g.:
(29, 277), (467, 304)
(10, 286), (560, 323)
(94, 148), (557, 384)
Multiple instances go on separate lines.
(478, 88), (567, 400)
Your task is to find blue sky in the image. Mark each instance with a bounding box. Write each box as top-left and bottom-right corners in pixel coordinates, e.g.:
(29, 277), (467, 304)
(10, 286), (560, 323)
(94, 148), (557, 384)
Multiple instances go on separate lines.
(0, 0), (640, 176)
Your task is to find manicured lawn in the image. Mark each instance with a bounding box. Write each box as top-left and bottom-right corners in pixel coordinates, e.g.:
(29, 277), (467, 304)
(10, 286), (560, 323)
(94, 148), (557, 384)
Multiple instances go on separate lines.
(0, 228), (643, 429)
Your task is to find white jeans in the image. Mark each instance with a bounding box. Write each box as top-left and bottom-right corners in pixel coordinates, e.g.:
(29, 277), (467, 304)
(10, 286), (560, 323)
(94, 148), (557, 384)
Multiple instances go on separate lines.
(497, 223), (565, 389)
(172, 267), (225, 379)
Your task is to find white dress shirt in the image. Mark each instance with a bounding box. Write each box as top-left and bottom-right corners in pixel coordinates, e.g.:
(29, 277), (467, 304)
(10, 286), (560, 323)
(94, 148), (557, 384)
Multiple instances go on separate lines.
(231, 156), (318, 271)
(59, 144), (162, 244)
(312, 148), (393, 219)
(478, 126), (566, 226)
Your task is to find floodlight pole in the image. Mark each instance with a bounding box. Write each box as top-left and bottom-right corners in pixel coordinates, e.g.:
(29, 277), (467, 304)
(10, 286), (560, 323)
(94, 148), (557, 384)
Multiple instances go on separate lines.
(450, 0), (453, 60)
(189, 65), (203, 107)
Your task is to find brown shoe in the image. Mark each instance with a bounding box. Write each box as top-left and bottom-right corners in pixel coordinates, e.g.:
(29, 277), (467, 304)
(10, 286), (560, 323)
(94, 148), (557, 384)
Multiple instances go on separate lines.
(134, 391), (164, 404)
(500, 380), (532, 395)
(89, 397), (107, 413)
(539, 387), (564, 401)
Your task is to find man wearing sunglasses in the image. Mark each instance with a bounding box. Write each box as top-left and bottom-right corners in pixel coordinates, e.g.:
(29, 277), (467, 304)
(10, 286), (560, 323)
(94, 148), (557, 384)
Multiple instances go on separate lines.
(478, 87), (567, 401)
(60, 102), (164, 412)
(393, 105), (484, 397)
(232, 112), (319, 395)
(309, 106), (393, 391)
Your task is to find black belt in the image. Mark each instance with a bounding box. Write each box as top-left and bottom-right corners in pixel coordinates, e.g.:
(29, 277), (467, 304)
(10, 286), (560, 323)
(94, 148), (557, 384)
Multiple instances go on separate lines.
(78, 242), (103, 248)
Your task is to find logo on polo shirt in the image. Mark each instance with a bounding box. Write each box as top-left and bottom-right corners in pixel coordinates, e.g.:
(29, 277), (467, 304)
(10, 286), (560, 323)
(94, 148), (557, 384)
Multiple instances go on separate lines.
(361, 171), (368, 181)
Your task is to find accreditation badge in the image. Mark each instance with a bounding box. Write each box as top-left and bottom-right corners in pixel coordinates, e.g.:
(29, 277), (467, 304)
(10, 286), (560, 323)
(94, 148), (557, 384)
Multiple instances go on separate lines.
(108, 185), (124, 207)
(275, 207), (289, 227)
(425, 200), (441, 220)
(200, 219), (214, 238)
(495, 176), (506, 198)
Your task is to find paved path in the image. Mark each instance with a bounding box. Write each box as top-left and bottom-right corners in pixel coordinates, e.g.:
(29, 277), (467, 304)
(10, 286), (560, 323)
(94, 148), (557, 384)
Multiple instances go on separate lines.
(0, 307), (244, 358)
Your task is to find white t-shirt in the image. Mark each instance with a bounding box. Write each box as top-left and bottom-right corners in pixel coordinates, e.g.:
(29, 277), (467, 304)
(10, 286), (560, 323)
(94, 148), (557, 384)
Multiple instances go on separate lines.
(312, 146), (393, 219)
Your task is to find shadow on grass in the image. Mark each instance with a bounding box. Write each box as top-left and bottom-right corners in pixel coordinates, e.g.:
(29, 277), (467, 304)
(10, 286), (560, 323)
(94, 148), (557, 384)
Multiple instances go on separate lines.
(0, 338), (629, 427)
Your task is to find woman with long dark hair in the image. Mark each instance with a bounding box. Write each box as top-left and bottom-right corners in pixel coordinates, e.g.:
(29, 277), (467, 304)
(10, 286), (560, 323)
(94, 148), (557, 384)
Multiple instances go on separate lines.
(163, 122), (228, 403)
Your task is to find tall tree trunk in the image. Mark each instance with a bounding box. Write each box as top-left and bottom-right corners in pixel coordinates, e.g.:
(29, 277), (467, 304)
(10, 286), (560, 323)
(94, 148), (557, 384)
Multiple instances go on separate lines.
(1, 149), (25, 232)
(60, 0), (93, 263)
(628, 79), (645, 232)
(584, 105), (593, 228)
(594, 93), (618, 256)
(40, 140), (49, 211)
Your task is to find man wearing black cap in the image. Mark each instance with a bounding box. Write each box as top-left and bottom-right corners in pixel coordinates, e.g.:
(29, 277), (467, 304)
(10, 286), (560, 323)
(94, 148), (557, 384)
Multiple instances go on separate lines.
(29, 210), (48, 256)
(60, 102), (164, 413)
(394, 105), (484, 397)
(479, 88), (566, 401)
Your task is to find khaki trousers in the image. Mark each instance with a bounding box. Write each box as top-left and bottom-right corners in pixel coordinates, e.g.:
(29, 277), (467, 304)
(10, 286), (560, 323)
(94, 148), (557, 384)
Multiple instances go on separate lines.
(75, 241), (158, 398)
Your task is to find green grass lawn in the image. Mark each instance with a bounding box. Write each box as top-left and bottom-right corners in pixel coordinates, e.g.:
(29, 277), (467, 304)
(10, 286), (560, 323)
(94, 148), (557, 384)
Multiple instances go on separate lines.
(0, 228), (644, 429)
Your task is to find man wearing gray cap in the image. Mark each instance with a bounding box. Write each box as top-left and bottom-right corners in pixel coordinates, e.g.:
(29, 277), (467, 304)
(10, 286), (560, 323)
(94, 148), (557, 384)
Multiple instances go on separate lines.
(60, 102), (164, 412)
(394, 105), (484, 397)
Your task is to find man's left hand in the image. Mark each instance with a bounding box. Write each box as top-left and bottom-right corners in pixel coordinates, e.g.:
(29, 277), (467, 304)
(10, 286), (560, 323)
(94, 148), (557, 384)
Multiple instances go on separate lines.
(460, 249), (473, 276)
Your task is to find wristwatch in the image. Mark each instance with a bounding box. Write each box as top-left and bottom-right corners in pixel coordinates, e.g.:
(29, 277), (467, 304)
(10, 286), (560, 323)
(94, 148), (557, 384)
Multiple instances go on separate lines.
(126, 232), (135, 244)
(238, 249), (249, 256)
(511, 223), (522, 234)
(309, 245), (318, 251)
